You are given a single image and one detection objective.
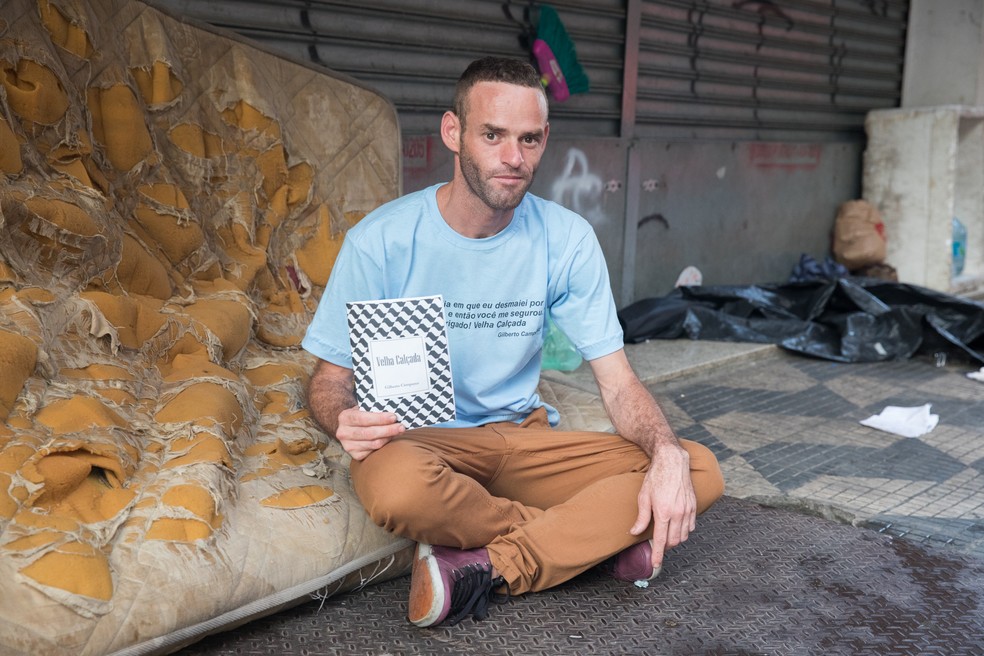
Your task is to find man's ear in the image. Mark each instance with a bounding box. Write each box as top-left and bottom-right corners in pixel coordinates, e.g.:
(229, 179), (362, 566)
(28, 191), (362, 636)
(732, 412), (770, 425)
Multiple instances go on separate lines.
(440, 111), (461, 154)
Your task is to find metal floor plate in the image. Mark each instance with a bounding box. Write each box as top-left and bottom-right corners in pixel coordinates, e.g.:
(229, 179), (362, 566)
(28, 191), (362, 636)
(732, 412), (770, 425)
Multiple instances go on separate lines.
(177, 496), (984, 655)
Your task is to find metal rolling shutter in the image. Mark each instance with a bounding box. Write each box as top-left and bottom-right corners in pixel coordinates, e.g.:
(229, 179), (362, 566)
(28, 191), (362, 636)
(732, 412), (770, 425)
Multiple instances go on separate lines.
(634, 0), (909, 141)
(148, 0), (627, 137)
(150, 0), (908, 140)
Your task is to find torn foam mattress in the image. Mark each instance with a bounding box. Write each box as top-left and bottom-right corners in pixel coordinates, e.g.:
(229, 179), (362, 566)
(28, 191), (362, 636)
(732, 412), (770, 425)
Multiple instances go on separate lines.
(0, 0), (412, 653)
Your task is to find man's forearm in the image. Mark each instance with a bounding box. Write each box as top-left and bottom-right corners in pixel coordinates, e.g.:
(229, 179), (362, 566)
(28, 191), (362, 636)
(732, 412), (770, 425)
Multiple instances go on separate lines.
(603, 375), (681, 457)
(307, 360), (357, 438)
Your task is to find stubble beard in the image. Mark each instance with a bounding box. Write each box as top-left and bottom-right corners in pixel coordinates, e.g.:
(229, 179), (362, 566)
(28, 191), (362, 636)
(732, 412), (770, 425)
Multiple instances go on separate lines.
(458, 142), (535, 212)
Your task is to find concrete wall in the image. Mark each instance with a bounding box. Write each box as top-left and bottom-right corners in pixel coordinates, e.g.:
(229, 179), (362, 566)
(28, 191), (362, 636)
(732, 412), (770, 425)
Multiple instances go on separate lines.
(404, 136), (862, 306)
(902, 0), (984, 108)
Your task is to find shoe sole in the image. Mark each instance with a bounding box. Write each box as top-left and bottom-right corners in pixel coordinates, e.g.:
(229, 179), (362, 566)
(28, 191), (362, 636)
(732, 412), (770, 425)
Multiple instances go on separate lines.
(407, 543), (446, 627)
(639, 539), (662, 581)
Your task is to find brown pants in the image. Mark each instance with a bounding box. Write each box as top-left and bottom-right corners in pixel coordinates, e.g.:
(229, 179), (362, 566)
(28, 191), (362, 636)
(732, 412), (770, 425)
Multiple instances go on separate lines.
(350, 407), (724, 595)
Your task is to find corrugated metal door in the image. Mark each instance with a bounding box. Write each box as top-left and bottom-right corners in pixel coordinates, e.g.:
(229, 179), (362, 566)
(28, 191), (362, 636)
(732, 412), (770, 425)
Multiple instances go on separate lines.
(150, 0), (908, 142)
(635, 0), (909, 141)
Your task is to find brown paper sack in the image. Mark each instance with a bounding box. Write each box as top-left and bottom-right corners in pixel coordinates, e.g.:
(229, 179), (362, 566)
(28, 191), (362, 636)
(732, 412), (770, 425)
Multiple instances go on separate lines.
(832, 199), (887, 270)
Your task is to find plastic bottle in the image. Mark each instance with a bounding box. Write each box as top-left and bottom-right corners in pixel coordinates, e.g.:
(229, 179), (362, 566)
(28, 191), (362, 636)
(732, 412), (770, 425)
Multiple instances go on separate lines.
(541, 311), (582, 371)
(952, 216), (967, 277)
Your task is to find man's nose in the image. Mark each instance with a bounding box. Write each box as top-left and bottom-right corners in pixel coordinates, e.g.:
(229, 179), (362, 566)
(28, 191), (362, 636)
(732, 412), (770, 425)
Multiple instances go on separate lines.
(502, 141), (524, 167)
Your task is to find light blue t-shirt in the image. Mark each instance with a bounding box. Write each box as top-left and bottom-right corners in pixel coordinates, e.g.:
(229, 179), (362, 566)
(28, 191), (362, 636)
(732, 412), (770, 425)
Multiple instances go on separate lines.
(301, 184), (624, 427)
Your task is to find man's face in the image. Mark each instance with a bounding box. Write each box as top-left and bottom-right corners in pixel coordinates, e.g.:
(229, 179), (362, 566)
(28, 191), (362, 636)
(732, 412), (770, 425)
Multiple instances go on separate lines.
(455, 82), (549, 212)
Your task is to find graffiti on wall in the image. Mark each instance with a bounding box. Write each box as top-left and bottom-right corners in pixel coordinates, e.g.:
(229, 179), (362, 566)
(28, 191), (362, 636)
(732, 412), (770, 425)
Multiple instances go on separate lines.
(549, 147), (613, 227)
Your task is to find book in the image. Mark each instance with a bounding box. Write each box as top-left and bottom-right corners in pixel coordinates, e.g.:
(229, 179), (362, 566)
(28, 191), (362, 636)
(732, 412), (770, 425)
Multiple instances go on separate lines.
(345, 294), (455, 429)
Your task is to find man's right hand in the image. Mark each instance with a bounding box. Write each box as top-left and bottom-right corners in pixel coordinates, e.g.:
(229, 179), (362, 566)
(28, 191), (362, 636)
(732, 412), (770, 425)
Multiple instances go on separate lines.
(307, 358), (406, 460)
(335, 407), (405, 460)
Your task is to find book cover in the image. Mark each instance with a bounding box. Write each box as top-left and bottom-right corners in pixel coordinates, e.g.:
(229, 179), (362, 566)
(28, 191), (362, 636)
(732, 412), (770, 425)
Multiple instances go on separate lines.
(346, 294), (455, 428)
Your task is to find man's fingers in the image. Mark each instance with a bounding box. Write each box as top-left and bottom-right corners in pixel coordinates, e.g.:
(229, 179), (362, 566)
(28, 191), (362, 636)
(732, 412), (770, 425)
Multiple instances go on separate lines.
(339, 407), (400, 428)
(650, 521), (668, 569)
(630, 494), (652, 536)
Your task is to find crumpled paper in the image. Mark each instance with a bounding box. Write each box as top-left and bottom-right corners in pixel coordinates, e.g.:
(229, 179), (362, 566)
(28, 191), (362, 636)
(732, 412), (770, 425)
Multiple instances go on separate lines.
(967, 367), (984, 383)
(860, 403), (939, 438)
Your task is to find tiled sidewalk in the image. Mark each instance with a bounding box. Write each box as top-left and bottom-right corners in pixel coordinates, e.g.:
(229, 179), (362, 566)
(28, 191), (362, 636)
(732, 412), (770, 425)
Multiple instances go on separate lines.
(652, 347), (984, 556)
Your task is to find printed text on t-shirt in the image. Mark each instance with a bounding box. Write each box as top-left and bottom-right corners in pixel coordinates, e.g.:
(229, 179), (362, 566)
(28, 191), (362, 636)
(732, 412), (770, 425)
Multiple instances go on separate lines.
(445, 298), (544, 337)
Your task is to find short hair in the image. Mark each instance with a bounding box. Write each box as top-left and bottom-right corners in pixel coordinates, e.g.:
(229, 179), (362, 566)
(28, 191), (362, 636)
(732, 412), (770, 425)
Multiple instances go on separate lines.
(452, 56), (546, 127)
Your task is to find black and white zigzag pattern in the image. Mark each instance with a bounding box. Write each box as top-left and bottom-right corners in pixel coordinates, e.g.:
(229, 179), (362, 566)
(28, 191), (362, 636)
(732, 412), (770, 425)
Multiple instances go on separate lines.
(347, 295), (455, 428)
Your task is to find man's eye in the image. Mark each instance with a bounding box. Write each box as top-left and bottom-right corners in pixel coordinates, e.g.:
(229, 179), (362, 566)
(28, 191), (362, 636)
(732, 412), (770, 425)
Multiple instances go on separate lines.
(485, 132), (496, 140)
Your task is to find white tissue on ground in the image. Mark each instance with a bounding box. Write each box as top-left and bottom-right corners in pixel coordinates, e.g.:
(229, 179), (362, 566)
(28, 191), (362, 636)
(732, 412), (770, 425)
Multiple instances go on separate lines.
(967, 367), (984, 383)
(860, 403), (939, 438)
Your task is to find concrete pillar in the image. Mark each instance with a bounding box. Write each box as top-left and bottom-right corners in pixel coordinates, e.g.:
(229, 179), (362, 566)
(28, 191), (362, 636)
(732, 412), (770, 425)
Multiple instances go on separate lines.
(902, 0), (984, 107)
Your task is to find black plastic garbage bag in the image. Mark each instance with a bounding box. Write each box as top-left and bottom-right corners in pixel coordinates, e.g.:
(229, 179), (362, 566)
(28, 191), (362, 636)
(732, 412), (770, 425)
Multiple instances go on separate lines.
(618, 278), (984, 364)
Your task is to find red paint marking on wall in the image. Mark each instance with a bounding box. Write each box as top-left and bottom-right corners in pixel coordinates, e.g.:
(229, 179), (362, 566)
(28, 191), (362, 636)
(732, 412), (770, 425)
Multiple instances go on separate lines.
(402, 136), (429, 171)
(748, 143), (822, 171)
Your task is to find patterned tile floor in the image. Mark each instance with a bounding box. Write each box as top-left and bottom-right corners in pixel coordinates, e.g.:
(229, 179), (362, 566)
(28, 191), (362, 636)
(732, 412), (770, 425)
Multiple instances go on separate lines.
(653, 348), (984, 556)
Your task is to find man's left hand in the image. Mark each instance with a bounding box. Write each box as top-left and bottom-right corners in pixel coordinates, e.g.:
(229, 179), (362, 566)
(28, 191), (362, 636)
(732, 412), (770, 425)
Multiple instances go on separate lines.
(629, 443), (697, 571)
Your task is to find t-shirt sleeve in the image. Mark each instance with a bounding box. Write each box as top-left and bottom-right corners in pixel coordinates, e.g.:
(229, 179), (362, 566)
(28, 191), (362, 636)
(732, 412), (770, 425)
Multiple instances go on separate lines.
(547, 226), (624, 361)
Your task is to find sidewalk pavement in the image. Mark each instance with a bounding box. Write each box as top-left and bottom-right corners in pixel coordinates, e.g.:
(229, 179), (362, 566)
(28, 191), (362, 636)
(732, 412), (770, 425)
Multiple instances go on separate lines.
(178, 340), (984, 655)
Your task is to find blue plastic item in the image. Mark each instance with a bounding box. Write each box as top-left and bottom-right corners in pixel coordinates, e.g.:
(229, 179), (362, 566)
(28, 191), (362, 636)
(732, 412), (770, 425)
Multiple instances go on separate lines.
(952, 217), (967, 277)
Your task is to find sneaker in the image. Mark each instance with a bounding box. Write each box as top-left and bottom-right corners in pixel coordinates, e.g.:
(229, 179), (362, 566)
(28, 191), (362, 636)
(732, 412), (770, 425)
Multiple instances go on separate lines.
(601, 539), (662, 583)
(407, 543), (508, 627)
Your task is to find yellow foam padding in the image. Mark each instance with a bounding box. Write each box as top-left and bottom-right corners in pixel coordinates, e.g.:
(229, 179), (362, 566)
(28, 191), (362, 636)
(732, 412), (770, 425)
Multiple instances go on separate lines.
(0, 58), (70, 126)
(160, 329), (212, 369)
(257, 185), (289, 249)
(178, 297), (252, 361)
(146, 484), (221, 542)
(35, 396), (126, 435)
(0, 286), (55, 304)
(295, 204), (345, 287)
(257, 390), (290, 415)
(20, 540), (113, 601)
(161, 484), (218, 523)
(243, 362), (308, 387)
(274, 434), (318, 459)
(167, 123), (226, 159)
(131, 60), (183, 106)
(255, 144), (288, 203)
(161, 352), (237, 383)
(260, 485), (334, 509)
(133, 183), (204, 265)
(61, 363), (138, 406)
(32, 453), (90, 502)
(87, 84), (155, 171)
(0, 115), (24, 174)
(216, 220), (267, 290)
(0, 444), (38, 519)
(145, 516), (211, 542)
(25, 451), (136, 523)
(0, 472), (18, 519)
(43, 129), (101, 190)
(0, 259), (16, 283)
(61, 363), (134, 381)
(287, 161), (313, 208)
(38, 0), (93, 59)
(22, 195), (100, 238)
(259, 289), (310, 346)
(164, 433), (232, 470)
(4, 530), (62, 552)
(155, 382), (244, 438)
(80, 291), (167, 349)
(0, 330), (38, 421)
(115, 233), (174, 299)
(221, 100), (281, 138)
(242, 437), (318, 481)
